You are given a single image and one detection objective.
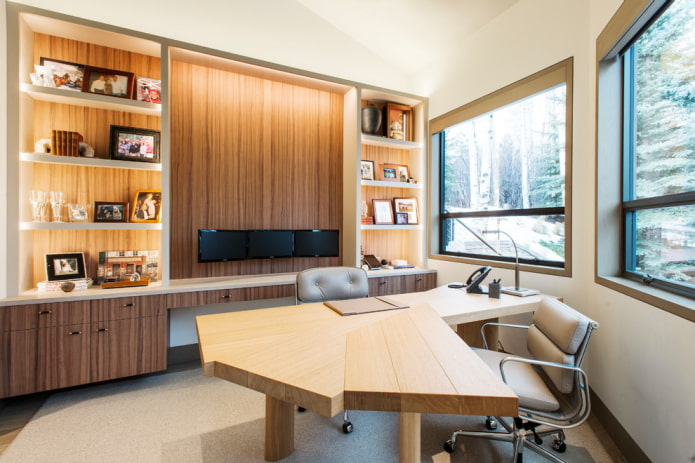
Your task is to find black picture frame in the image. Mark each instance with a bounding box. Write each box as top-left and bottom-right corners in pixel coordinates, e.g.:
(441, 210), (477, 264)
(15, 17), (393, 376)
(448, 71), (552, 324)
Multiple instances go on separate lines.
(109, 125), (161, 163)
(45, 252), (86, 281)
(94, 201), (129, 223)
(395, 212), (409, 225)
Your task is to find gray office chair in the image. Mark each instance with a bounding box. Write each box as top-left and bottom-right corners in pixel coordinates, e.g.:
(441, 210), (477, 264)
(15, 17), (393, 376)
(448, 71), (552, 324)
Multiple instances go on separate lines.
(295, 266), (370, 433)
(443, 297), (599, 463)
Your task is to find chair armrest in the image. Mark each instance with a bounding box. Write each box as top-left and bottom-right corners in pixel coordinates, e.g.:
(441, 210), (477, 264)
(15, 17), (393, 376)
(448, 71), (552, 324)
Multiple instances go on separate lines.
(480, 322), (529, 350)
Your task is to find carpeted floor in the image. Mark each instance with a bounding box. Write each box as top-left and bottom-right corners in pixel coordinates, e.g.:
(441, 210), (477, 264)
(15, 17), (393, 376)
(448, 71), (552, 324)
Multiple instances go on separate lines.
(0, 368), (625, 462)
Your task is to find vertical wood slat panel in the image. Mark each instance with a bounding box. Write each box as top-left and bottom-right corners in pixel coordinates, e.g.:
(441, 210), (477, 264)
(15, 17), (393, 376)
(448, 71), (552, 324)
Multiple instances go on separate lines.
(169, 61), (344, 279)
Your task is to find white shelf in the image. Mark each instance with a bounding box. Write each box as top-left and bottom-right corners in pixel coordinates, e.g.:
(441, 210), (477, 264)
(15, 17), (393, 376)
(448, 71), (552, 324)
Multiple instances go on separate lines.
(361, 224), (423, 230)
(361, 179), (422, 189)
(361, 134), (423, 150)
(20, 222), (162, 231)
(21, 84), (162, 116)
(20, 152), (162, 171)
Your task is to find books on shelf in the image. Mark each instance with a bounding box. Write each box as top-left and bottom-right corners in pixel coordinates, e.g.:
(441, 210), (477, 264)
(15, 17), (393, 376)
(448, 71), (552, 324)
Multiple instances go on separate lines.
(37, 278), (92, 292)
(50, 130), (83, 157)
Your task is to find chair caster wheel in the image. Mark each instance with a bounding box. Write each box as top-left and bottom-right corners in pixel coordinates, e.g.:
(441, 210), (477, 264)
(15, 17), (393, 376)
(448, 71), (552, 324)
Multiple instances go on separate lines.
(297, 406), (306, 412)
(485, 418), (497, 430)
(443, 440), (455, 453)
(342, 421), (353, 434)
(534, 436), (543, 445)
(552, 439), (567, 453)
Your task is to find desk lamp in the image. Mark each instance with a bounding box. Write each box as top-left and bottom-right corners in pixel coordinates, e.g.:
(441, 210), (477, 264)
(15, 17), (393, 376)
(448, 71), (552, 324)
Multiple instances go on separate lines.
(482, 230), (539, 297)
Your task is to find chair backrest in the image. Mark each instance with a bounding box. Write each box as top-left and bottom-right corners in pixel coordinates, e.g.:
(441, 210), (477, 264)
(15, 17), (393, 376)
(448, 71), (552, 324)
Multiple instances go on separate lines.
(296, 267), (369, 303)
(527, 298), (599, 394)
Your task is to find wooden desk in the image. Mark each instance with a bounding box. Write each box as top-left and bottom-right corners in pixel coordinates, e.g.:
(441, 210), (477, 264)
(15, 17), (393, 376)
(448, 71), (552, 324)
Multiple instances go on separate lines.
(196, 286), (548, 462)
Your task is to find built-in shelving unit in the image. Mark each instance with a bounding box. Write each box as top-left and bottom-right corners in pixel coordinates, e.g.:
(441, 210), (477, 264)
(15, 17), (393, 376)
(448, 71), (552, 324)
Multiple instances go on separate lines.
(20, 152), (163, 171)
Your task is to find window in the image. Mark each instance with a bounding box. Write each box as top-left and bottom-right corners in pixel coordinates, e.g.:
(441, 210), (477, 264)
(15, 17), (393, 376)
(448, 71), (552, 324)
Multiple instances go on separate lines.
(430, 59), (573, 273)
(622, 0), (695, 298)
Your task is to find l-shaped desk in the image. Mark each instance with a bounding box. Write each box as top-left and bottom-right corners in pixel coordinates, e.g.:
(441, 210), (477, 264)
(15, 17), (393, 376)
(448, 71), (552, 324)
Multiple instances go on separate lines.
(196, 285), (550, 462)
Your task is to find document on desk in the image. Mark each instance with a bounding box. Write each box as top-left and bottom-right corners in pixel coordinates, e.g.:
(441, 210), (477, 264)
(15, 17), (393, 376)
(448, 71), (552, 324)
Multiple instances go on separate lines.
(324, 296), (410, 316)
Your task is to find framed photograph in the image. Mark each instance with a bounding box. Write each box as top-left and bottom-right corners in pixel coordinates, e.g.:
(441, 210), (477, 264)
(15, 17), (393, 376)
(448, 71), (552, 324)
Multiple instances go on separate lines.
(109, 125), (161, 163)
(82, 65), (134, 99)
(393, 197), (419, 225)
(97, 250), (159, 285)
(131, 190), (162, 223)
(386, 103), (413, 141)
(397, 165), (410, 182)
(94, 201), (129, 223)
(45, 252), (86, 281)
(361, 160), (375, 180)
(395, 212), (409, 225)
(378, 163), (400, 182)
(39, 57), (84, 91)
(372, 199), (394, 225)
(136, 77), (161, 103)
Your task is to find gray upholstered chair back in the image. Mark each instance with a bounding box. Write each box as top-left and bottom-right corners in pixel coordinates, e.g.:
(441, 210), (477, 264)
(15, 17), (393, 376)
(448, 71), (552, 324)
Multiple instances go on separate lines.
(296, 267), (369, 303)
(527, 298), (598, 394)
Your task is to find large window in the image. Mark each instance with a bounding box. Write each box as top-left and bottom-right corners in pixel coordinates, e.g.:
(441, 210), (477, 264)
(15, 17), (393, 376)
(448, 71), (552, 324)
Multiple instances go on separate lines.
(621, 0), (695, 298)
(431, 59), (572, 272)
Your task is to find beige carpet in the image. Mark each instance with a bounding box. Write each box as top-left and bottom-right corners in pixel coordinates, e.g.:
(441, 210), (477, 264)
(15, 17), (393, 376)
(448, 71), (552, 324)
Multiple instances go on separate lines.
(1, 368), (617, 462)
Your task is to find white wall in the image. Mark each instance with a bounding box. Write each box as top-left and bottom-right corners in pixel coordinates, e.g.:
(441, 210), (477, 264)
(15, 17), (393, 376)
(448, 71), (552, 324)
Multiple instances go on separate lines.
(413, 1), (695, 462)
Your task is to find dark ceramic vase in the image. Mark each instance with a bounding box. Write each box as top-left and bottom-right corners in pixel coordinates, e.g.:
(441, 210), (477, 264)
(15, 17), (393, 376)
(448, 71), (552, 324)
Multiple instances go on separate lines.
(361, 104), (382, 135)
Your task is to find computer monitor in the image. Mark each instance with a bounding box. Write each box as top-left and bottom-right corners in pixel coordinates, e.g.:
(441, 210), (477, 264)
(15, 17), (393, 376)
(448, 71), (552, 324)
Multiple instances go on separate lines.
(247, 230), (294, 259)
(198, 229), (247, 262)
(293, 229), (339, 257)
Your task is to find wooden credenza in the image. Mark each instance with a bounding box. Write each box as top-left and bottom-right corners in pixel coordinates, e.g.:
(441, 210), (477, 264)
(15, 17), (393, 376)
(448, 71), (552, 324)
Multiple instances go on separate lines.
(369, 271), (436, 296)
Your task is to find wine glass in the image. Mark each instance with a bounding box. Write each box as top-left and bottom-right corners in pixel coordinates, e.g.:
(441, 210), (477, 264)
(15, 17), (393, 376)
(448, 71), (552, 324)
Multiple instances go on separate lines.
(30, 190), (47, 222)
(49, 191), (65, 222)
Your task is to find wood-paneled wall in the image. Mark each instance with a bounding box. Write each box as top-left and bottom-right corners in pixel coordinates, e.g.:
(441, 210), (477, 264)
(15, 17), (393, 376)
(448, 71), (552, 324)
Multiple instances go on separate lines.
(169, 61), (344, 279)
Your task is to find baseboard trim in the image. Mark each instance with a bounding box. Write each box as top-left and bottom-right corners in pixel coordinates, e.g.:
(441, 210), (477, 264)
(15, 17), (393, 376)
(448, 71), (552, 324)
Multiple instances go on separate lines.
(590, 390), (651, 463)
(167, 344), (200, 366)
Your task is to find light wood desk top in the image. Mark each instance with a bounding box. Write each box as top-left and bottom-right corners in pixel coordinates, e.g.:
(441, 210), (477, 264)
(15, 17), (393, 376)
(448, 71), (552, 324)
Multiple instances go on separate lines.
(196, 285), (547, 462)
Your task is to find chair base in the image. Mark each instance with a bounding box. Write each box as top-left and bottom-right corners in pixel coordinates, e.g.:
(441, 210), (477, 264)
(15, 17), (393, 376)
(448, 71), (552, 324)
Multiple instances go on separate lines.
(443, 417), (568, 463)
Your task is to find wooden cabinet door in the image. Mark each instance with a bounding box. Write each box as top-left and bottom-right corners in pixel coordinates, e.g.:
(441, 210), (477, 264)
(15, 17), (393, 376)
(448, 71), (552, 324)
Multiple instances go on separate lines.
(369, 276), (404, 296)
(402, 273), (437, 293)
(0, 329), (38, 398)
(91, 316), (167, 383)
(38, 324), (91, 392)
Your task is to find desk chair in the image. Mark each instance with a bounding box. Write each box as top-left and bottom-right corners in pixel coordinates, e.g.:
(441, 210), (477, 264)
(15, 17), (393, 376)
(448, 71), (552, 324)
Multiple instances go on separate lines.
(443, 298), (599, 463)
(295, 266), (369, 433)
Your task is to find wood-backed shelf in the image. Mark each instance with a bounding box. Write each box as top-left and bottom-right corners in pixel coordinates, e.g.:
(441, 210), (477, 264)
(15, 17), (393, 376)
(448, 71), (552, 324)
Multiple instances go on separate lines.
(361, 179), (422, 189)
(361, 224), (423, 230)
(20, 152), (162, 171)
(361, 134), (423, 150)
(21, 83), (162, 116)
(20, 222), (162, 231)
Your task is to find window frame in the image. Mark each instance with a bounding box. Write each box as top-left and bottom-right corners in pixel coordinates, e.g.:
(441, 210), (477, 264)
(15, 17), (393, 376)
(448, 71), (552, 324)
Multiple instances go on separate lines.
(596, 0), (695, 321)
(429, 57), (574, 277)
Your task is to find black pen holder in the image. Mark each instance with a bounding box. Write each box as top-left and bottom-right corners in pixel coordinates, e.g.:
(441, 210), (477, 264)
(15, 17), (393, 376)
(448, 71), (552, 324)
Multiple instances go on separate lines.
(488, 282), (501, 299)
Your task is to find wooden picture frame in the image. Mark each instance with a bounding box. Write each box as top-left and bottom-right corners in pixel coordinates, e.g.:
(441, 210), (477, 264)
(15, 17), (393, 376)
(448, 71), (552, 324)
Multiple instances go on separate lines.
(361, 160), (375, 180)
(109, 125), (161, 163)
(372, 199), (394, 225)
(131, 190), (162, 223)
(397, 165), (410, 182)
(39, 57), (84, 91)
(45, 252), (86, 281)
(393, 197), (419, 225)
(94, 201), (129, 223)
(378, 163), (400, 182)
(386, 103), (413, 141)
(82, 65), (134, 99)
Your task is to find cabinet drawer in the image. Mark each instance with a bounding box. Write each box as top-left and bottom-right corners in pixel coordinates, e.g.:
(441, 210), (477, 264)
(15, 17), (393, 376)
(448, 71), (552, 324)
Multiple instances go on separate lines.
(91, 295), (166, 322)
(0, 301), (90, 331)
(166, 291), (208, 309)
(205, 285), (296, 305)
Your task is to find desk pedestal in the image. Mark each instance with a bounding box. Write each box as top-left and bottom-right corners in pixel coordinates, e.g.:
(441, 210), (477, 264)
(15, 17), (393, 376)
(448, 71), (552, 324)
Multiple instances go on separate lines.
(457, 318), (499, 349)
(265, 396), (294, 461)
(399, 412), (421, 463)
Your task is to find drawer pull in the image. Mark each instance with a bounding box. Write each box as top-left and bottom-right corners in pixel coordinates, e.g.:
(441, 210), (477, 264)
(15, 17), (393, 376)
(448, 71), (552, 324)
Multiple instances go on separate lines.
(221, 295), (231, 299)
(122, 303), (135, 308)
(95, 328), (108, 333)
(416, 278), (424, 281)
(68, 331), (83, 336)
(379, 281), (387, 285)
(38, 310), (52, 315)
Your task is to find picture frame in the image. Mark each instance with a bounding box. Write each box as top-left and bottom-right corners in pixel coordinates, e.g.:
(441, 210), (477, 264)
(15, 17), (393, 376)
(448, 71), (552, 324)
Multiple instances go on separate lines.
(378, 163), (400, 182)
(45, 252), (86, 281)
(131, 190), (162, 223)
(39, 57), (84, 91)
(393, 197), (419, 225)
(109, 125), (161, 163)
(361, 160), (375, 180)
(372, 199), (394, 225)
(97, 250), (159, 285)
(82, 65), (134, 99)
(386, 103), (413, 141)
(397, 165), (410, 182)
(135, 77), (161, 103)
(395, 212), (409, 225)
(94, 201), (129, 223)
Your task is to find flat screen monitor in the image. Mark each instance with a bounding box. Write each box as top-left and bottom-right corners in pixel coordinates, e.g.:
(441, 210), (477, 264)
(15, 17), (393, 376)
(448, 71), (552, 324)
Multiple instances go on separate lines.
(293, 230), (339, 257)
(247, 230), (294, 259)
(198, 229), (247, 262)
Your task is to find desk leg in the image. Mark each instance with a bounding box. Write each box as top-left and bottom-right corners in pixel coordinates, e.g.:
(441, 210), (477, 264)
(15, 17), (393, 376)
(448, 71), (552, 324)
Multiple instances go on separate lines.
(399, 412), (420, 463)
(265, 395), (294, 461)
(457, 318), (499, 349)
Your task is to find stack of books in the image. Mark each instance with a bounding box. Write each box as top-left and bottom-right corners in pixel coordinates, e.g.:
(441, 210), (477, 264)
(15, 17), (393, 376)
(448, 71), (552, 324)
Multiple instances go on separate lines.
(50, 130), (83, 157)
(361, 216), (374, 225)
(37, 278), (92, 293)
